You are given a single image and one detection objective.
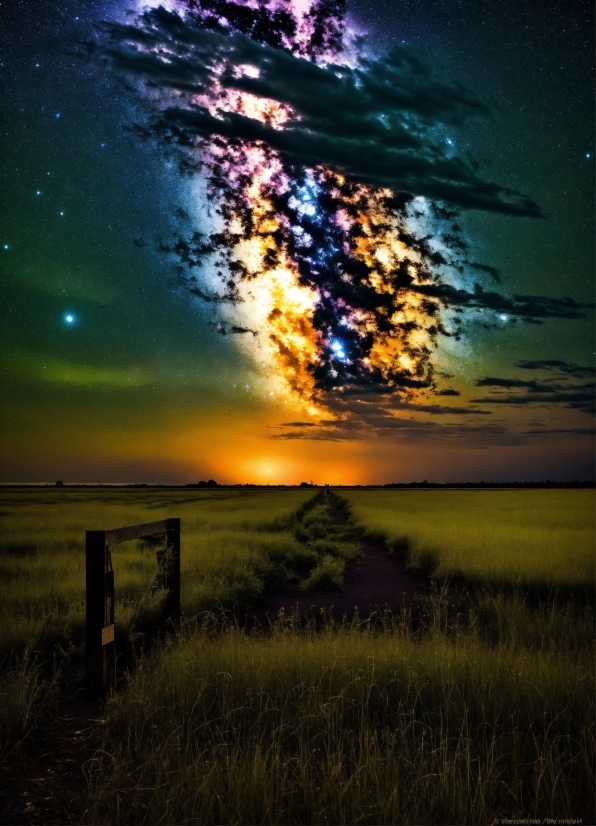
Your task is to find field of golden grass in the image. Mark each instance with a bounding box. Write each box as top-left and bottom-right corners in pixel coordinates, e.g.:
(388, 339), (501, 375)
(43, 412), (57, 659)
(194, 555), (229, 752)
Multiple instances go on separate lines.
(0, 487), (314, 658)
(344, 488), (594, 586)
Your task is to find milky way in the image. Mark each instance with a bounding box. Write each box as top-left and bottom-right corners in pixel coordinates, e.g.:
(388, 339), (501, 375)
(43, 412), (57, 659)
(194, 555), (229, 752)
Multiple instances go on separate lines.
(97, 0), (589, 416)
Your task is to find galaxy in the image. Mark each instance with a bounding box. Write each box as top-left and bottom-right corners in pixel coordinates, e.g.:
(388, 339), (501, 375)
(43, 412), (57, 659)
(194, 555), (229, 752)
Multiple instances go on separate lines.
(1, 0), (594, 483)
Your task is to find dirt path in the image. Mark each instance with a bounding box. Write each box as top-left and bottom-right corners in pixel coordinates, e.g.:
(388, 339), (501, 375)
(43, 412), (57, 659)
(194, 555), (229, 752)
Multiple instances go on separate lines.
(250, 507), (429, 624)
(0, 697), (102, 826)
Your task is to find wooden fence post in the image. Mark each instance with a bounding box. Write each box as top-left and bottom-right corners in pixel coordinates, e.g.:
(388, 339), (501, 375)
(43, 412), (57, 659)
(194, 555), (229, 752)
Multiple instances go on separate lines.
(165, 517), (181, 619)
(86, 518), (180, 696)
(86, 530), (115, 697)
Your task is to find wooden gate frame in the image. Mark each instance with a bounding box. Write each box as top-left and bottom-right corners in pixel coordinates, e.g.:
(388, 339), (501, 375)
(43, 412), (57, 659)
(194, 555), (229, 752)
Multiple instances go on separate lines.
(86, 518), (180, 696)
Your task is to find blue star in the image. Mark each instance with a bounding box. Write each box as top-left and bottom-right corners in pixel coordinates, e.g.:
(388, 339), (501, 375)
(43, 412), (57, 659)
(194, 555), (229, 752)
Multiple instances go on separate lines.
(331, 340), (346, 359)
(64, 313), (75, 324)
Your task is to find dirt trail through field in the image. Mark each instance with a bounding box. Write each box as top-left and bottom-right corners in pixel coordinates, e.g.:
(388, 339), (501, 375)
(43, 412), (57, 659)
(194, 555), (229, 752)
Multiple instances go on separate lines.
(250, 507), (429, 624)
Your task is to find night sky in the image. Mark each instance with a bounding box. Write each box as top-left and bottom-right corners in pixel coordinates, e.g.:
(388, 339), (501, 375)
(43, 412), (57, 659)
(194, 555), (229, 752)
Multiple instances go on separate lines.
(1, 0), (593, 484)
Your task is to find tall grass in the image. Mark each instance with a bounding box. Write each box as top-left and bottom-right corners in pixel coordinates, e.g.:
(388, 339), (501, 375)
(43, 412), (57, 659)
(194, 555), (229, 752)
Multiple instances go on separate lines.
(0, 487), (315, 659)
(0, 648), (61, 770)
(86, 611), (594, 825)
(343, 489), (595, 587)
(0, 488), (315, 767)
(2, 489), (594, 824)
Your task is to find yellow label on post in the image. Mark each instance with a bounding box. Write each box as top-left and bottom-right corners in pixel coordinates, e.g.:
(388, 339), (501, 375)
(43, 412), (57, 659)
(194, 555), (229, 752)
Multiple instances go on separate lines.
(101, 624), (115, 646)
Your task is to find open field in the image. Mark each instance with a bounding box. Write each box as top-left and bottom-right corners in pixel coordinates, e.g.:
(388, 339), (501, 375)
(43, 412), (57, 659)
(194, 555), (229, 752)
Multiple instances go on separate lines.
(1, 487), (594, 824)
(87, 618), (593, 825)
(0, 487), (316, 659)
(344, 489), (595, 587)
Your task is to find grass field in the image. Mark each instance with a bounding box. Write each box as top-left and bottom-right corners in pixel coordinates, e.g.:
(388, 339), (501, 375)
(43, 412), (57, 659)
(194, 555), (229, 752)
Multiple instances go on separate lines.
(1, 487), (594, 824)
(344, 489), (595, 587)
(0, 487), (315, 660)
(87, 618), (593, 825)
(0, 486), (318, 771)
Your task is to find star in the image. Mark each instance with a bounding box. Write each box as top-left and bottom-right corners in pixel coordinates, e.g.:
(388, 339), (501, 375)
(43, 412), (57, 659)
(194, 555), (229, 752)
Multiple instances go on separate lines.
(64, 314), (75, 324)
(331, 340), (346, 359)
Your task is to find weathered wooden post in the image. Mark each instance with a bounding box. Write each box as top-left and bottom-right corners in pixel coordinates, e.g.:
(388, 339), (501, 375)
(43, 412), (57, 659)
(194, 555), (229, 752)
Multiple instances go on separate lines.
(85, 530), (115, 697)
(164, 517), (181, 619)
(86, 518), (181, 696)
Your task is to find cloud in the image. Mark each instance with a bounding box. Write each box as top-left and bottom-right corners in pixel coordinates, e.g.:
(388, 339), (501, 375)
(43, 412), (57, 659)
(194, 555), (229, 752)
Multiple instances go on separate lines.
(391, 401), (491, 415)
(516, 359), (596, 378)
(99, 9), (543, 216)
(270, 431), (348, 441)
(473, 359), (595, 414)
(466, 261), (501, 283)
(411, 284), (592, 321)
(470, 391), (595, 412)
(272, 376), (595, 445)
(277, 421), (320, 427)
(271, 404), (518, 446)
(229, 325), (258, 335)
(523, 427), (595, 436)
(475, 377), (557, 393)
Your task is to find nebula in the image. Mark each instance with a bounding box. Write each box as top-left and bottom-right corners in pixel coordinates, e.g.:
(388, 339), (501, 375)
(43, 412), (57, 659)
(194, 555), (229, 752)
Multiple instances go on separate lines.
(96, 0), (585, 418)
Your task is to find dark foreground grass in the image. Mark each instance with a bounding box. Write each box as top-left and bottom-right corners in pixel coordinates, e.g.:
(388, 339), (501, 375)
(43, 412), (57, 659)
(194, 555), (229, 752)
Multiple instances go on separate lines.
(2, 490), (594, 824)
(85, 604), (594, 825)
(0, 490), (356, 771)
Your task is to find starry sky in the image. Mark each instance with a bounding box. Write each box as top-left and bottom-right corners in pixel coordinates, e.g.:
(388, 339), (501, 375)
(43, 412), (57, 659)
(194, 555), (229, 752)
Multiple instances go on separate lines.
(1, 0), (593, 484)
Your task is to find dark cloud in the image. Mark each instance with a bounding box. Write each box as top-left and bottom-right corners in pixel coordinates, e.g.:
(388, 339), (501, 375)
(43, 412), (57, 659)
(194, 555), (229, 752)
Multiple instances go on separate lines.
(271, 405), (519, 446)
(436, 388), (460, 396)
(99, 8), (543, 216)
(523, 427), (595, 436)
(277, 421), (320, 427)
(475, 377), (557, 392)
(473, 361), (595, 414)
(471, 391), (594, 414)
(411, 284), (592, 321)
(229, 325), (258, 335)
(269, 428), (348, 441)
(392, 401), (491, 415)
(516, 359), (596, 377)
(271, 374), (594, 444)
(466, 260), (501, 283)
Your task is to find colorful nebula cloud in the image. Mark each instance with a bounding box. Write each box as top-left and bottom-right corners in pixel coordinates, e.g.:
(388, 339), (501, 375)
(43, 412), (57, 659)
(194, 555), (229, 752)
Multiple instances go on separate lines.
(97, 0), (587, 420)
